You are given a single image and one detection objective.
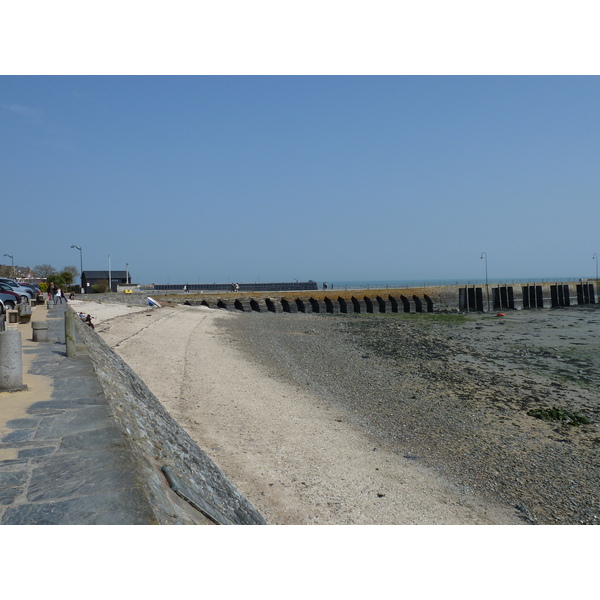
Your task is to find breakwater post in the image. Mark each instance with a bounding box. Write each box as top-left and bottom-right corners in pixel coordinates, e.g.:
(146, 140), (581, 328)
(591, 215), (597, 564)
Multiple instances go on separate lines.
(65, 308), (76, 357)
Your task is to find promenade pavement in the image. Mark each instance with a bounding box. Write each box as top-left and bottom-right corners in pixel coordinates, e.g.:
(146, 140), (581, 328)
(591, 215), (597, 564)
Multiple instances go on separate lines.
(0, 301), (158, 524)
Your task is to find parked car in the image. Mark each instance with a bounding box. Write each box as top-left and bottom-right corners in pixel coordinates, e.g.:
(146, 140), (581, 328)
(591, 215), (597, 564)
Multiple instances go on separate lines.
(16, 282), (40, 293)
(15, 282), (43, 300)
(14, 280), (43, 298)
(0, 280), (34, 302)
(0, 290), (21, 312)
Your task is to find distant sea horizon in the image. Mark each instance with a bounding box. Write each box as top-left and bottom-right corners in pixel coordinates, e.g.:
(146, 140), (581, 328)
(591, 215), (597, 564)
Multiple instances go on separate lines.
(325, 276), (589, 290)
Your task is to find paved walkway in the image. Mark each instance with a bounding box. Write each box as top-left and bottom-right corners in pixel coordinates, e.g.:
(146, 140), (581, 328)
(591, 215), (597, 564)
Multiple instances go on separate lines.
(0, 302), (158, 524)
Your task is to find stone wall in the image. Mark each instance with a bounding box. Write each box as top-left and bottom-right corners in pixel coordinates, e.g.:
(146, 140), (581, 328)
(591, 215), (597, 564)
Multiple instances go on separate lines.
(75, 293), (150, 307)
(72, 312), (266, 525)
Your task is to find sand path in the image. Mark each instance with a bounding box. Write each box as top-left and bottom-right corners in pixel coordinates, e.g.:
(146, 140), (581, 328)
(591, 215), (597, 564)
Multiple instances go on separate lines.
(72, 300), (521, 524)
(0, 304), (53, 462)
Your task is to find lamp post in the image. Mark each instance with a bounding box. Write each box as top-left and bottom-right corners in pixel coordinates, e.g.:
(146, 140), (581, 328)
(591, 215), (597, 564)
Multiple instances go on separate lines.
(480, 251), (489, 312)
(594, 253), (598, 281)
(3, 254), (14, 278)
(70, 245), (83, 292)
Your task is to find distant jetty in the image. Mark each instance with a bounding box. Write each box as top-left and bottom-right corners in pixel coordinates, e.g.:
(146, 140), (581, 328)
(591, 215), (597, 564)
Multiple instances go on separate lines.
(138, 279), (599, 314)
(89, 279), (599, 314)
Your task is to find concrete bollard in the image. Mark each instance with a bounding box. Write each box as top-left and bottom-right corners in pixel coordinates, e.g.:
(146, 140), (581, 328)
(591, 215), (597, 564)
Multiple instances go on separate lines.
(18, 303), (33, 324)
(0, 329), (27, 392)
(65, 309), (76, 357)
(6, 310), (19, 329)
(32, 321), (49, 342)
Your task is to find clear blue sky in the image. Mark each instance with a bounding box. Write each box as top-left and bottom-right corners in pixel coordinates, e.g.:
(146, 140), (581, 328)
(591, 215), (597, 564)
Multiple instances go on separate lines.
(2, 75), (600, 285)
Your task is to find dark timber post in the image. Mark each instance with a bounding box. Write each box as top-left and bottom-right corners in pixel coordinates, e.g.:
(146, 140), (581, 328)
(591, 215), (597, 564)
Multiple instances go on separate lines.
(65, 309), (76, 357)
(481, 252), (490, 312)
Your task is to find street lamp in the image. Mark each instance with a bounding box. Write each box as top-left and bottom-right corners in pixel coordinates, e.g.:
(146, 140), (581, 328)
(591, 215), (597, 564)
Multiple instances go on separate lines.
(3, 254), (14, 278)
(480, 251), (489, 312)
(70, 245), (83, 292)
(594, 253), (598, 281)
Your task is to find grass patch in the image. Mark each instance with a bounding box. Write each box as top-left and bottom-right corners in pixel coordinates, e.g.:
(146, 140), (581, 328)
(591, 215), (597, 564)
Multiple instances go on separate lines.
(527, 407), (592, 425)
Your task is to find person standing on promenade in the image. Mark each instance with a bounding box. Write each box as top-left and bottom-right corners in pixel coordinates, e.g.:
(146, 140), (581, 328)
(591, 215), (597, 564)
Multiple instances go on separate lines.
(54, 287), (64, 304)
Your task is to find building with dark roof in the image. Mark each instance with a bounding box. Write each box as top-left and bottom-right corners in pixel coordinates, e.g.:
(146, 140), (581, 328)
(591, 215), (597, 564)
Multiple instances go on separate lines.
(81, 271), (131, 293)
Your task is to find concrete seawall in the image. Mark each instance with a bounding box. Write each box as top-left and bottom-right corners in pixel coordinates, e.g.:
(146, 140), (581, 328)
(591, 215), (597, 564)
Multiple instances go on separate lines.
(71, 312), (266, 524)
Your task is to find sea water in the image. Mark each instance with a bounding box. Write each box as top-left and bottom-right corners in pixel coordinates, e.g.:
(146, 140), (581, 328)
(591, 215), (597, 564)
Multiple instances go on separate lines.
(326, 277), (584, 290)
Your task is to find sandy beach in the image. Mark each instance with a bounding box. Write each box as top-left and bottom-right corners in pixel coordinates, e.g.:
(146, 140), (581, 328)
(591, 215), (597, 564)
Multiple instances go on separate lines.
(69, 298), (600, 525)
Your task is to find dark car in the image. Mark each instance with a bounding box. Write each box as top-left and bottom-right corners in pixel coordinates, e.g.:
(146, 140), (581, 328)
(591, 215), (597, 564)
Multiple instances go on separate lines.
(17, 282), (40, 293)
(16, 282), (43, 301)
(0, 281), (33, 302)
(0, 289), (21, 312)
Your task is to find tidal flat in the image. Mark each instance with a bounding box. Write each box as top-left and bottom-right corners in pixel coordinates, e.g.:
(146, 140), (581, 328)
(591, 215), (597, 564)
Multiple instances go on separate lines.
(222, 307), (600, 524)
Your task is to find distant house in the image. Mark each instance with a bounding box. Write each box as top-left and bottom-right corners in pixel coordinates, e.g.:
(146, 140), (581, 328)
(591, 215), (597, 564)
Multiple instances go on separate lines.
(81, 270), (131, 293)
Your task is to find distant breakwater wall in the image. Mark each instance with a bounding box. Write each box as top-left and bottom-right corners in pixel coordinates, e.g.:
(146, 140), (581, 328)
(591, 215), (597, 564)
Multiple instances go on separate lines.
(188, 291), (439, 314)
(72, 311), (266, 525)
(77, 280), (598, 314)
(176, 281), (598, 314)
(154, 281), (318, 293)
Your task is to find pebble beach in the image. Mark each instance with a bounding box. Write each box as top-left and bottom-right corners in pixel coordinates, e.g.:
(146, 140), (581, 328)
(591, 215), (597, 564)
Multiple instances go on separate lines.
(71, 299), (600, 525)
